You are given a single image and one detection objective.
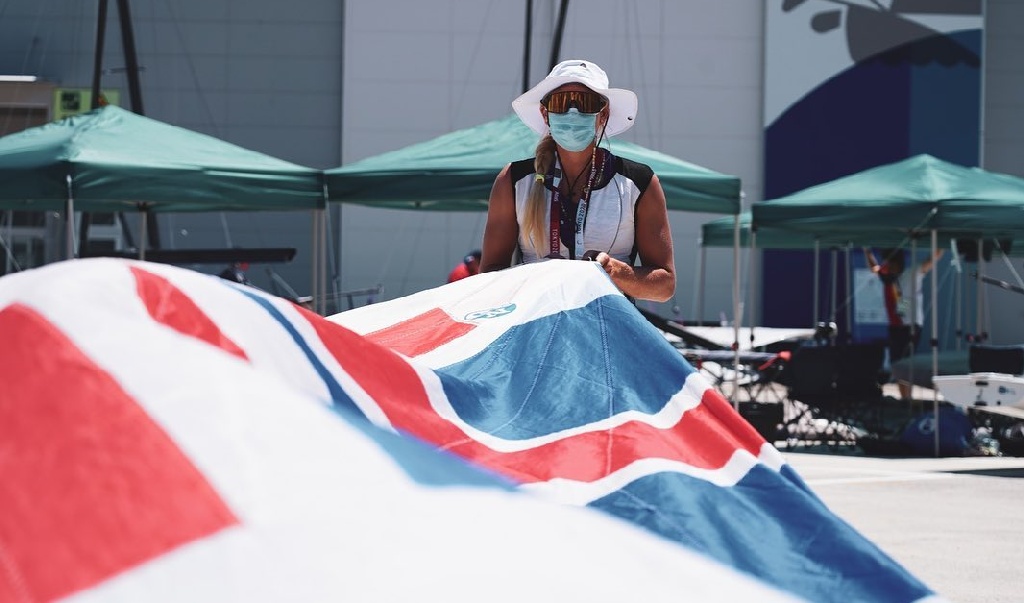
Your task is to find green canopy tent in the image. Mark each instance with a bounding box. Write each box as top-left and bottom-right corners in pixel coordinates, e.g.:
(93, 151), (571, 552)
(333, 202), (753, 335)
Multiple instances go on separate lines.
(700, 211), (1016, 250)
(324, 114), (741, 214)
(752, 154), (1024, 239)
(749, 154), (1024, 454)
(748, 155), (1024, 318)
(0, 105), (330, 311)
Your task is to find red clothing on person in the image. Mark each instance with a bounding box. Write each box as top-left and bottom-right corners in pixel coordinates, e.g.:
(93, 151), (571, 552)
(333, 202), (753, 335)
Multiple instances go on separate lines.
(447, 262), (475, 283)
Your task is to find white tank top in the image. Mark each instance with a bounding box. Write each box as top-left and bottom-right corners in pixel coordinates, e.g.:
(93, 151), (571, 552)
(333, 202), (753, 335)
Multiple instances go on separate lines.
(509, 150), (654, 264)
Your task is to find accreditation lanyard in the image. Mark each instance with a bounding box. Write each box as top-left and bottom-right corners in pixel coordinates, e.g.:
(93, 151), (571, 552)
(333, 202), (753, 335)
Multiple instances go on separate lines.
(548, 153), (604, 259)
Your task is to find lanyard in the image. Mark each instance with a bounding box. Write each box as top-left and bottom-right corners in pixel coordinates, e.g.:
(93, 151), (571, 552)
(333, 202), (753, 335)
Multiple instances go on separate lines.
(549, 151), (605, 259)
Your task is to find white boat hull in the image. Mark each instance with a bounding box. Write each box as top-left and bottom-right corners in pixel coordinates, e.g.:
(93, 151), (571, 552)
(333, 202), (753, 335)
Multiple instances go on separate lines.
(933, 372), (1024, 412)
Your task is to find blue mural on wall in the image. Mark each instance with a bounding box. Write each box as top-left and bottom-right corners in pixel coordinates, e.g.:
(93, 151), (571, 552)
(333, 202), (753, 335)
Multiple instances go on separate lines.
(762, 0), (983, 347)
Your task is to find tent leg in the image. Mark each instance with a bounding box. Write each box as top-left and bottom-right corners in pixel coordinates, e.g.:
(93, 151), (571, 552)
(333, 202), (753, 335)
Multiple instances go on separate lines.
(908, 239), (917, 396)
(731, 213), (741, 409)
(311, 209), (321, 314)
(830, 248), (838, 328)
(138, 210), (147, 261)
(845, 245), (852, 344)
(65, 175), (76, 260)
(813, 240), (820, 328)
(976, 236), (985, 341)
(748, 232), (758, 351)
(694, 238), (705, 325)
(931, 230), (940, 458)
(324, 202), (340, 314)
(319, 208), (328, 315)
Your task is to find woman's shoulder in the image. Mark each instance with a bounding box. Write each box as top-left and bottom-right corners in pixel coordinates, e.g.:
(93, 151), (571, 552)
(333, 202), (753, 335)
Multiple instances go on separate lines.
(509, 157), (536, 183)
(611, 153), (654, 190)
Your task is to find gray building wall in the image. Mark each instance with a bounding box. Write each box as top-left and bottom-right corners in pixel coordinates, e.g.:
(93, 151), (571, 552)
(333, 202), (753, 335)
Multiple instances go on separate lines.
(981, 0), (1024, 343)
(0, 0), (1020, 340)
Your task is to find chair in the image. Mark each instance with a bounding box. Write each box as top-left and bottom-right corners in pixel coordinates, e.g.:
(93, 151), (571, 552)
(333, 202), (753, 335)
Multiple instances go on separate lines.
(834, 343), (887, 436)
(781, 345), (853, 448)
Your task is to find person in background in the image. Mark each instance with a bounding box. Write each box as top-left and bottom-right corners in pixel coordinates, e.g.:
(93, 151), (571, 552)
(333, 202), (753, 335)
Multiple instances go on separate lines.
(480, 59), (675, 302)
(864, 247), (945, 400)
(447, 249), (482, 283)
(219, 261), (251, 285)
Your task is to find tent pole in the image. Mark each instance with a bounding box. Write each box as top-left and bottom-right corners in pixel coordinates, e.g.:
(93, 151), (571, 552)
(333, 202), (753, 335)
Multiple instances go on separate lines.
(748, 230), (758, 351)
(931, 230), (940, 458)
(311, 210), (321, 314)
(694, 238), (705, 324)
(732, 212), (741, 409)
(950, 248), (958, 350)
(65, 175), (76, 260)
(138, 209), (147, 261)
(845, 245), (852, 343)
(320, 207), (328, 315)
(908, 239), (917, 399)
(976, 236), (984, 341)
(813, 240), (820, 328)
(324, 201), (340, 315)
(830, 247), (837, 330)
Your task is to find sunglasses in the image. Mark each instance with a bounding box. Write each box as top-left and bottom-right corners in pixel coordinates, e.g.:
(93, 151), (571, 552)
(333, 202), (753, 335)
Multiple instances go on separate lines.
(542, 90), (608, 114)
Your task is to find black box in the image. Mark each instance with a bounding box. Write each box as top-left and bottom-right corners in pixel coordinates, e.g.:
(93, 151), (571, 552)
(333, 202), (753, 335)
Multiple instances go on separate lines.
(739, 401), (784, 441)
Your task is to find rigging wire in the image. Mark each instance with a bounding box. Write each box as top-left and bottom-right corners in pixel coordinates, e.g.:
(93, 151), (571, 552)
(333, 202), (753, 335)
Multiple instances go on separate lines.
(626, 0), (655, 148)
(157, 0), (221, 135)
(0, 212), (24, 273)
(1, 0), (52, 136)
(995, 239), (1024, 290)
(387, 211), (424, 297)
(157, 0), (276, 255)
(829, 207), (938, 320)
(450, 0), (498, 126)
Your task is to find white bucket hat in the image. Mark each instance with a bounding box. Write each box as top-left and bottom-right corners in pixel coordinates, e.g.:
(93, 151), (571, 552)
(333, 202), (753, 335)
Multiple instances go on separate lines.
(512, 59), (638, 137)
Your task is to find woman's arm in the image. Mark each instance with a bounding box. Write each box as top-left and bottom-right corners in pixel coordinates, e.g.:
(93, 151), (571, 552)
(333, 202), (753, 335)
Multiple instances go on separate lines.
(591, 175), (676, 302)
(863, 247), (880, 272)
(480, 164), (519, 273)
(919, 249), (945, 274)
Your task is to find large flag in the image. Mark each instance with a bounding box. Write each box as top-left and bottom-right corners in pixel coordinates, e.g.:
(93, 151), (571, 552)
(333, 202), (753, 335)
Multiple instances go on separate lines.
(0, 258), (941, 602)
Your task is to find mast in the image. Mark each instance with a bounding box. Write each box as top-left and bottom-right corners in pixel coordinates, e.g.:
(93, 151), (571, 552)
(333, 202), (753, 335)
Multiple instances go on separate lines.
(116, 0), (145, 116)
(548, 0), (570, 70)
(81, 0), (112, 256)
(522, 0), (533, 93)
(85, 0), (156, 257)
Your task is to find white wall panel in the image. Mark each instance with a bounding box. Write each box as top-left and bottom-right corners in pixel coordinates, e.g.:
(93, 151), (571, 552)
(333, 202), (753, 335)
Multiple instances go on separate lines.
(0, 0), (1019, 328)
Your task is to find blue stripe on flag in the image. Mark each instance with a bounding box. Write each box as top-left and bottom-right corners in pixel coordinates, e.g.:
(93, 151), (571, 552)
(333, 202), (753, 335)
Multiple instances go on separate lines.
(435, 295), (695, 437)
(240, 290), (362, 415)
(332, 405), (518, 490)
(589, 466), (933, 603)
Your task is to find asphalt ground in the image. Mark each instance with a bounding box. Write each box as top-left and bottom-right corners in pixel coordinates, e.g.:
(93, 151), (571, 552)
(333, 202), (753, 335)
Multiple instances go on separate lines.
(783, 450), (1024, 603)
(703, 359), (1024, 602)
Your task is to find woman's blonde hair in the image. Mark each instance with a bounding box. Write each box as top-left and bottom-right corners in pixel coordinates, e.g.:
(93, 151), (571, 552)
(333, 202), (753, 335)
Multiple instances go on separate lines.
(522, 135), (557, 257)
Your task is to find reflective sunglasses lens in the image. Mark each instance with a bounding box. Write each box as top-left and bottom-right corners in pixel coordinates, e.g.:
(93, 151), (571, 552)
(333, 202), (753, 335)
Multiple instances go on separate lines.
(544, 91), (606, 114)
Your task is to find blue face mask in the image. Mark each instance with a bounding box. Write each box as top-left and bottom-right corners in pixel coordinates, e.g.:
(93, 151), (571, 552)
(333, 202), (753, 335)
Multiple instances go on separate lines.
(547, 108), (598, 152)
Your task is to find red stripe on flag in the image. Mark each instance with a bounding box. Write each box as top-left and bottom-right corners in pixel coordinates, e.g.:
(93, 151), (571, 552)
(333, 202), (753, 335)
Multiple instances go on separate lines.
(302, 307), (463, 443)
(305, 310), (763, 485)
(364, 307), (475, 357)
(0, 304), (240, 602)
(130, 266), (248, 361)
(444, 387), (765, 484)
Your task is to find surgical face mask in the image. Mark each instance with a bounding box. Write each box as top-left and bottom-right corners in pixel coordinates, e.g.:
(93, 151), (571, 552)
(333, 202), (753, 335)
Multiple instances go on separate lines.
(547, 108), (598, 152)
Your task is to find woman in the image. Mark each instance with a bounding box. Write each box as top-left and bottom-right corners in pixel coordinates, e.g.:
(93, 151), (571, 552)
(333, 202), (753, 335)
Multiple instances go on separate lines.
(480, 59), (675, 302)
(864, 246), (945, 399)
